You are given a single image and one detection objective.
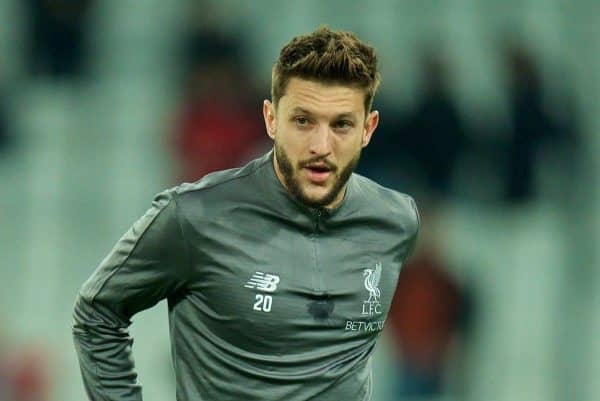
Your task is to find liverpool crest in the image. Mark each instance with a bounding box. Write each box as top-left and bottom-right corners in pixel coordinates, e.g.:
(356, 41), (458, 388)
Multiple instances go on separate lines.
(362, 262), (382, 316)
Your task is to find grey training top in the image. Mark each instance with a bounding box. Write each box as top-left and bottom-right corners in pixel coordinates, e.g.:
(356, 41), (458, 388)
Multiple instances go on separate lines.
(73, 150), (419, 401)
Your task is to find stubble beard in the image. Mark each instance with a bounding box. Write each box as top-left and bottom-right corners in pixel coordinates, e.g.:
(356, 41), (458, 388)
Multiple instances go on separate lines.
(274, 141), (360, 209)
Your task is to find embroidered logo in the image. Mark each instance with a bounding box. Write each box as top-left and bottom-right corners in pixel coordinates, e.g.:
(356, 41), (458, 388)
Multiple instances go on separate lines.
(362, 262), (382, 316)
(244, 272), (280, 293)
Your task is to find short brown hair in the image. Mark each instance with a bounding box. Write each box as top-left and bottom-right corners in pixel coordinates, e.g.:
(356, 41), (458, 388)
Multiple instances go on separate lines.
(271, 26), (381, 113)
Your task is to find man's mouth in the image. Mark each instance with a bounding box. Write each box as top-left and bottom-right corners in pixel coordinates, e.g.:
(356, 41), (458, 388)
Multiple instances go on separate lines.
(303, 164), (333, 184)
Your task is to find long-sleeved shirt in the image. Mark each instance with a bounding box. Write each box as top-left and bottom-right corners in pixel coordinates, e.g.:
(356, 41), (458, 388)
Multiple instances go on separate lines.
(73, 150), (419, 401)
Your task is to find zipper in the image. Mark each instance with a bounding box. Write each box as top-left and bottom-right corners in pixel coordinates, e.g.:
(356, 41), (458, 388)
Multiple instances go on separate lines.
(312, 208), (322, 292)
(314, 208), (322, 232)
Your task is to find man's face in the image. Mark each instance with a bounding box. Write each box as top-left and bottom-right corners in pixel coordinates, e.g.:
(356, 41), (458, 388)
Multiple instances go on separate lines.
(263, 78), (379, 209)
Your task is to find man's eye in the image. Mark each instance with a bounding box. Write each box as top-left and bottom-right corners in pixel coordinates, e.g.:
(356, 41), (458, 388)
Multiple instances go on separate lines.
(295, 117), (309, 126)
(334, 120), (352, 129)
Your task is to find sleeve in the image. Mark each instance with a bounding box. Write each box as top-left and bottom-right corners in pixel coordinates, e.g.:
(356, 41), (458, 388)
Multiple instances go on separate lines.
(72, 189), (190, 401)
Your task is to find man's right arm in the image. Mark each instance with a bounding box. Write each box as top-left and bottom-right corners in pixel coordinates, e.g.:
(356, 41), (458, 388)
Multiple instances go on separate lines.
(73, 190), (190, 401)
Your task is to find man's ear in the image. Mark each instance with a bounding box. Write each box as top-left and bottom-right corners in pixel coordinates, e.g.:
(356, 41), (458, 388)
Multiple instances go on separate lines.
(361, 110), (379, 147)
(263, 100), (277, 140)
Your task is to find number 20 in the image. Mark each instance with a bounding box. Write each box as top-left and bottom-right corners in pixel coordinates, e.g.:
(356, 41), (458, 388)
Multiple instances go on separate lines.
(253, 294), (272, 312)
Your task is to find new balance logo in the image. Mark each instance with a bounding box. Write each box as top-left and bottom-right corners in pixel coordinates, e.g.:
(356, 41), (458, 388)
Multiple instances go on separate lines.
(244, 272), (280, 293)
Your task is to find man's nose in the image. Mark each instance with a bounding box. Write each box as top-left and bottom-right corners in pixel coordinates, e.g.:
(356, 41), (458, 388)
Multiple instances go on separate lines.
(309, 124), (332, 155)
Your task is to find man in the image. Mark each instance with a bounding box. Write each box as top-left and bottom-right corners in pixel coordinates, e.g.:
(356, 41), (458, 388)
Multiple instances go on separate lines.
(73, 26), (419, 401)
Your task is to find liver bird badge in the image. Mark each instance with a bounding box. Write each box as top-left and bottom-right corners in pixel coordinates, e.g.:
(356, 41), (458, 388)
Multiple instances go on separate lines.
(363, 262), (382, 303)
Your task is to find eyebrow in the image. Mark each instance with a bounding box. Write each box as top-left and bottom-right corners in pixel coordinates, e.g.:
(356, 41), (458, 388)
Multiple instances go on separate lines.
(291, 107), (314, 116)
(290, 107), (357, 120)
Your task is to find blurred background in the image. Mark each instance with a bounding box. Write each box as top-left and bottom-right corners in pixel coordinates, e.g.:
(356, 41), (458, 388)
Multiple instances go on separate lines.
(0, 1), (598, 400)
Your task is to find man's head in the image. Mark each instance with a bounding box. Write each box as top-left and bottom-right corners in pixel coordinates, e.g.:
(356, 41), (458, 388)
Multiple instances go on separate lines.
(263, 26), (381, 209)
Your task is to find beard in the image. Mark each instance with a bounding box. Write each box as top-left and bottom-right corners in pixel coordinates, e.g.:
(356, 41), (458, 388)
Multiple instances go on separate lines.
(274, 141), (361, 209)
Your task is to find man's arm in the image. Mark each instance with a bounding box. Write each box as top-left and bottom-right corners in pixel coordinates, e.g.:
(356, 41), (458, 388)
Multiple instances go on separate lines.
(73, 190), (190, 401)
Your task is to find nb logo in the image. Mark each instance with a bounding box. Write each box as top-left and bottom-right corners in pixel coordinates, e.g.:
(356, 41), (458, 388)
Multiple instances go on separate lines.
(244, 272), (280, 293)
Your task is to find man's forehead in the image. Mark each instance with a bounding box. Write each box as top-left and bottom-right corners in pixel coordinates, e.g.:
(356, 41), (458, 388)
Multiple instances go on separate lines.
(279, 78), (365, 116)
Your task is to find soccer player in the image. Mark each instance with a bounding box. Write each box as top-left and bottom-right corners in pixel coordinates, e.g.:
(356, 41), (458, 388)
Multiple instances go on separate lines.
(73, 26), (419, 401)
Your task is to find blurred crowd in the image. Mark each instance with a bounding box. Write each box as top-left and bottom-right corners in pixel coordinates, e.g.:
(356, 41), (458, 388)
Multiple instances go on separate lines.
(365, 42), (580, 399)
(0, 2), (581, 198)
(0, 1), (586, 401)
(0, 341), (50, 401)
